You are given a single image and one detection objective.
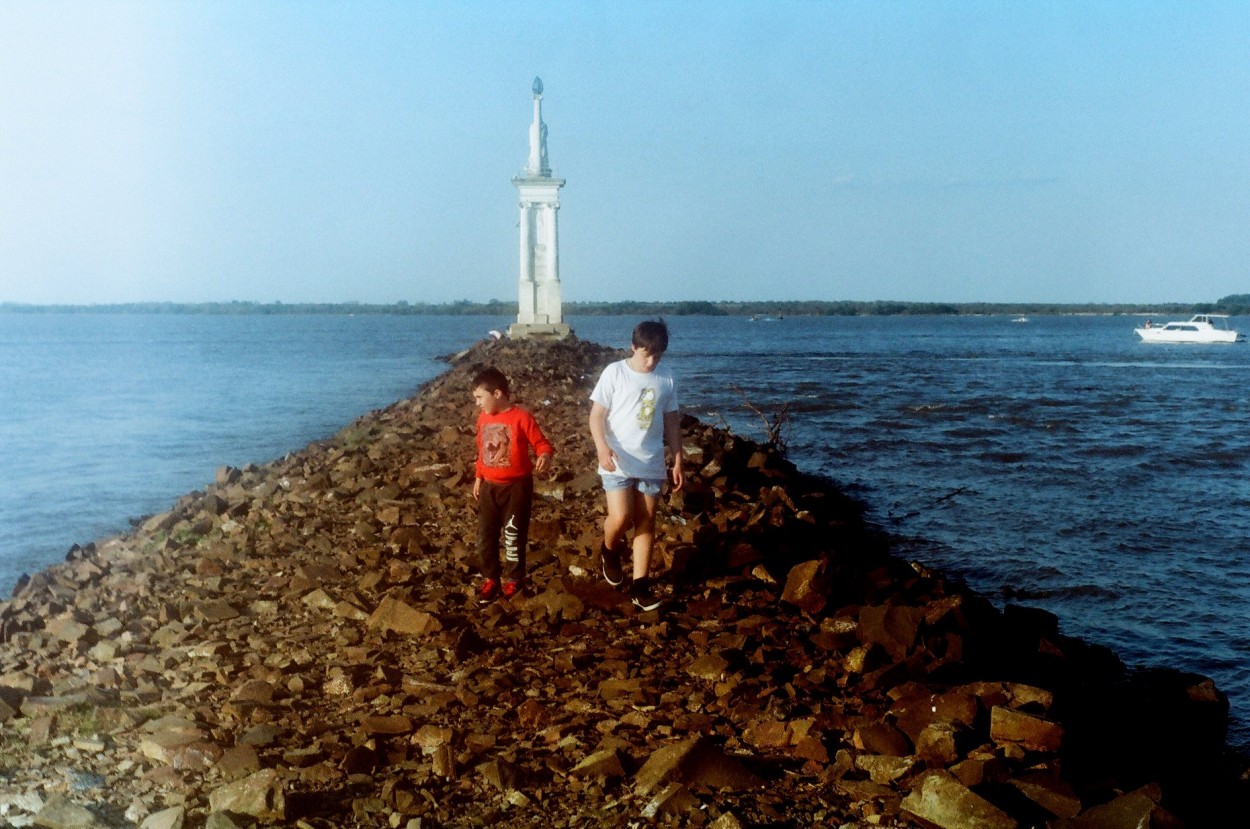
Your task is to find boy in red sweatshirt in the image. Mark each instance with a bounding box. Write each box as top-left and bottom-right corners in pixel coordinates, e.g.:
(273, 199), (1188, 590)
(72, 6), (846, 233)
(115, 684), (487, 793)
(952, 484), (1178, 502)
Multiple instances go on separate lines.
(471, 367), (554, 603)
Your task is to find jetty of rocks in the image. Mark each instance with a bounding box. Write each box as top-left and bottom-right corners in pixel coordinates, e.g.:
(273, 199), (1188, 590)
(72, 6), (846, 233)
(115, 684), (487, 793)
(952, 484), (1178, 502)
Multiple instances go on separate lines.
(1, 336), (1247, 829)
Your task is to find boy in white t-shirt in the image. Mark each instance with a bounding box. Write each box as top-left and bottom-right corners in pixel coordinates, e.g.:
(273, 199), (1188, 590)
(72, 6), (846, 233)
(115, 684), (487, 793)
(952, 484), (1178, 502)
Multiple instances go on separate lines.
(588, 319), (684, 611)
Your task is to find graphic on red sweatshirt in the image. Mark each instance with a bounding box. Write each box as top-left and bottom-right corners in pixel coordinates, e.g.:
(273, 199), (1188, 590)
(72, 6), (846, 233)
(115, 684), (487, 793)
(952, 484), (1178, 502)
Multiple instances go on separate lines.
(481, 422), (511, 469)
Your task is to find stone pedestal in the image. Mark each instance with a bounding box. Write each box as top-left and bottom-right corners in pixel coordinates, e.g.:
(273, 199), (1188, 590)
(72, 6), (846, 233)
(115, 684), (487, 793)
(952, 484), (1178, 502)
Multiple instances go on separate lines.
(507, 321), (572, 340)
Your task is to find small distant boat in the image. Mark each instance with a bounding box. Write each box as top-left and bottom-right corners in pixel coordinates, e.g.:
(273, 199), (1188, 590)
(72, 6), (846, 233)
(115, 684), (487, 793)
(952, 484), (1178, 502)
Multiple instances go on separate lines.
(1134, 314), (1244, 344)
(1012, 316), (1029, 323)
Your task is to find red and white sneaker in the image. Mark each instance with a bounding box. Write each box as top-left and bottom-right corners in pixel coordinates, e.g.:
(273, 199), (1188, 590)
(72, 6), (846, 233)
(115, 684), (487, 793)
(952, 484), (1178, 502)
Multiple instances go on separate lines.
(502, 578), (525, 599)
(477, 578), (500, 604)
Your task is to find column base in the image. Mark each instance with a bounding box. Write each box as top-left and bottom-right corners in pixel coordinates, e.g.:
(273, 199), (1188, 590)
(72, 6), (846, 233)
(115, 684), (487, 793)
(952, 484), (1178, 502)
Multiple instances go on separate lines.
(507, 322), (572, 340)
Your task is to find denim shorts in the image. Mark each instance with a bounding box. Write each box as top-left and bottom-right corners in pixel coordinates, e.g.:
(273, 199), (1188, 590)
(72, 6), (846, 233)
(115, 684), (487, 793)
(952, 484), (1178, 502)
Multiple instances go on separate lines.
(600, 473), (663, 497)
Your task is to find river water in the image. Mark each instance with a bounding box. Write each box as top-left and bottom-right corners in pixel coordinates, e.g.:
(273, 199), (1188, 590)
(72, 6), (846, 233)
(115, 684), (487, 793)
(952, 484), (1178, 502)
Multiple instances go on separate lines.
(3, 312), (1249, 746)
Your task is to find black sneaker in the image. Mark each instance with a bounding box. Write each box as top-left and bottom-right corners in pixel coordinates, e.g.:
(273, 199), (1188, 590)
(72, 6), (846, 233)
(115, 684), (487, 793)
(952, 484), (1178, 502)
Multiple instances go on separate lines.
(601, 543), (624, 587)
(630, 578), (662, 612)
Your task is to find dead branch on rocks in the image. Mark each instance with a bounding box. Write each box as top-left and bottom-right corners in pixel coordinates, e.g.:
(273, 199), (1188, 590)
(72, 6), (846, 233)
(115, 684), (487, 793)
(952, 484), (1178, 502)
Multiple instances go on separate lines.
(728, 384), (791, 457)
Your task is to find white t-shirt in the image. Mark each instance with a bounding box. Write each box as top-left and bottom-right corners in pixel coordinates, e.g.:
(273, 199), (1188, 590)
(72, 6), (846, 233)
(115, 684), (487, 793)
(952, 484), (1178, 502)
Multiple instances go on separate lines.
(590, 359), (679, 480)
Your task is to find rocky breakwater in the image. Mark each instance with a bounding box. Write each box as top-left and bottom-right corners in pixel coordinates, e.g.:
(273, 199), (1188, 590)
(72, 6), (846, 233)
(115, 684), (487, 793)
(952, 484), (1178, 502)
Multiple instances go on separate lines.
(1, 335), (1247, 829)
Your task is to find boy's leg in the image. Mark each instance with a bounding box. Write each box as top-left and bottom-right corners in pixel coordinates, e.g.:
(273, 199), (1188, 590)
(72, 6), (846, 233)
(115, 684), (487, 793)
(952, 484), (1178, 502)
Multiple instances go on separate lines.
(476, 483), (503, 582)
(602, 487), (634, 550)
(500, 477), (533, 583)
(630, 489), (660, 581)
(628, 487), (665, 611)
(601, 486), (633, 585)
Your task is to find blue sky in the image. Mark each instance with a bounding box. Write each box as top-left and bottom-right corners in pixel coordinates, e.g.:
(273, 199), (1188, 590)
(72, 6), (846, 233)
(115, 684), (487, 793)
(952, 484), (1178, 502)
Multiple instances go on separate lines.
(2, 1), (1247, 305)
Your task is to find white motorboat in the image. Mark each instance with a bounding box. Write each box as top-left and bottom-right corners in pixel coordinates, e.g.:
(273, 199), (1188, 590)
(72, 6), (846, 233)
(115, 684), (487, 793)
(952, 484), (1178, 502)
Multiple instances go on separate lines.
(1134, 314), (1244, 344)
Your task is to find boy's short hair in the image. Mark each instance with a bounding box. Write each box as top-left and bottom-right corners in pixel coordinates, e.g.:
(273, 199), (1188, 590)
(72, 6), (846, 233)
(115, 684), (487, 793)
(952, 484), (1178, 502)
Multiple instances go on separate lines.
(632, 318), (669, 354)
(472, 367), (510, 396)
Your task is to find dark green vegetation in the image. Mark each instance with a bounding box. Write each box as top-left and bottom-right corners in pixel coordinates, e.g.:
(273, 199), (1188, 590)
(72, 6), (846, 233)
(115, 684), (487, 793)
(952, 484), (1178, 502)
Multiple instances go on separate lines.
(3, 296), (1248, 316)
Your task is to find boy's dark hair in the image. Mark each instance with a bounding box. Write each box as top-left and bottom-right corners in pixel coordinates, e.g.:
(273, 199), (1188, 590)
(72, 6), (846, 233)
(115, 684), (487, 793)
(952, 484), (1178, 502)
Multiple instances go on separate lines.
(472, 367), (510, 396)
(632, 318), (670, 354)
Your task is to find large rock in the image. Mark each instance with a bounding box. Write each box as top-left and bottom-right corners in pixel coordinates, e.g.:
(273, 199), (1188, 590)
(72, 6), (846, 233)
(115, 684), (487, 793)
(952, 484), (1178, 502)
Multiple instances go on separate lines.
(780, 560), (828, 614)
(1051, 790), (1158, 828)
(207, 769), (285, 821)
(633, 737), (763, 797)
(989, 706), (1063, 753)
(138, 806), (186, 829)
(365, 595), (442, 636)
(901, 771), (1017, 829)
(33, 794), (100, 829)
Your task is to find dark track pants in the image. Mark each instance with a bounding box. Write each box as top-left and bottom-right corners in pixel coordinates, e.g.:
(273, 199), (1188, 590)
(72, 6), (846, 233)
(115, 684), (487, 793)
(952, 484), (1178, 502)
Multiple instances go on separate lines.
(476, 477), (533, 582)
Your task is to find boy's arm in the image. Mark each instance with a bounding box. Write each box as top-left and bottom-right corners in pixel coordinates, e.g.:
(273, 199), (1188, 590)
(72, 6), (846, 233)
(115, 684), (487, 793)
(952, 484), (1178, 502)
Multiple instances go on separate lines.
(588, 402), (616, 472)
(473, 423), (484, 499)
(524, 412), (555, 474)
(664, 409), (684, 491)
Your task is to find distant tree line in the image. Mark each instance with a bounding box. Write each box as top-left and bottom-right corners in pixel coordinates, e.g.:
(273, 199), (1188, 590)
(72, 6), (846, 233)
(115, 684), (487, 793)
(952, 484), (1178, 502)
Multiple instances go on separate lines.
(3, 297), (1247, 316)
(1214, 294), (1250, 315)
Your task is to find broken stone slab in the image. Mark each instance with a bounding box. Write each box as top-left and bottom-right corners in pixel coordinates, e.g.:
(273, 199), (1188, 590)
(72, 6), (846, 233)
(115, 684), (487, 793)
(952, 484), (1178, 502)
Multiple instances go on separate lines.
(780, 560), (828, 614)
(1050, 791), (1157, 828)
(1008, 770), (1081, 819)
(300, 588), (338, 611)
(916, 720), (961, 767)
(366, 596), (442, 636)
(640, 782), (700, 819)
(33, 794), (100, 829)
(633, 736), (763, 797)
(215, 744), (262, 781)
(138, 806), (185, 829)
(989, 706), (1063, 753)
(45, 614), (94, 646)
(686, 652), (730, 681)
(858, 604), (925, 658)
(570, 748), (627, 779)
(361, 714), (415, 736)
(139, 726), (209, 764)
(890, 685), (980, 742)
(598, 678), (645, 702)
(413, 725), (454, 755)
(852, 721), (912, 757)
(171, 741), (224, 773)
(855, 754), (917, 784)
(207, 768), (285, 821)
(231, 679), (276, 703)
(900, 770), (1018, 829)
(743, 719), (790, 751)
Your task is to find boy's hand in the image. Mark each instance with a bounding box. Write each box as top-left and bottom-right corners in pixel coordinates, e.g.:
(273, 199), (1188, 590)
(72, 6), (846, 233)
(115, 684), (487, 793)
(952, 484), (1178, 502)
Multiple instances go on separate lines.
(597, 446), (617, 472)
(535, 453), (552, 474)
(671, 455), (685, 491)
(473, 477), (481, 501)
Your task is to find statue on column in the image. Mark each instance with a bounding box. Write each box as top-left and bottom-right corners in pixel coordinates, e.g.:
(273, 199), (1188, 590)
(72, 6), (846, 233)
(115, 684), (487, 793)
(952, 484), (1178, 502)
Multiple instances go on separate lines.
(527, 77), (551, 177)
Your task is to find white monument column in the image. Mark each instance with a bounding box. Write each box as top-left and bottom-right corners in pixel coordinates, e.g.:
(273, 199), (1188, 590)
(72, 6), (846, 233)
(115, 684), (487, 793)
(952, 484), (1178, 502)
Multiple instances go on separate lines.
(508, 77), (571, 340)
(517, 204), (536, 324)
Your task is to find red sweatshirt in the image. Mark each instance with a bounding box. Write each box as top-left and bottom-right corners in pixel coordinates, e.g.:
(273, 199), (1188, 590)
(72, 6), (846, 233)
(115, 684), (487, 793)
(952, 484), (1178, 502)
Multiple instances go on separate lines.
(475, 406), (554, 483)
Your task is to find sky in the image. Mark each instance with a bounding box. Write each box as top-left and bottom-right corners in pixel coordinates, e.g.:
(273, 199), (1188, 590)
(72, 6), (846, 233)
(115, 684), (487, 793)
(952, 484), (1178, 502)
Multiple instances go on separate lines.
(1, 1), (1248, 306)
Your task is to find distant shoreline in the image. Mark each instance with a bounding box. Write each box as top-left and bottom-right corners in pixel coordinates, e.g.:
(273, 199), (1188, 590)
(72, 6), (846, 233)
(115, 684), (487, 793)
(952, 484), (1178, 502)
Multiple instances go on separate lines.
(3, 298), (1248, 317)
